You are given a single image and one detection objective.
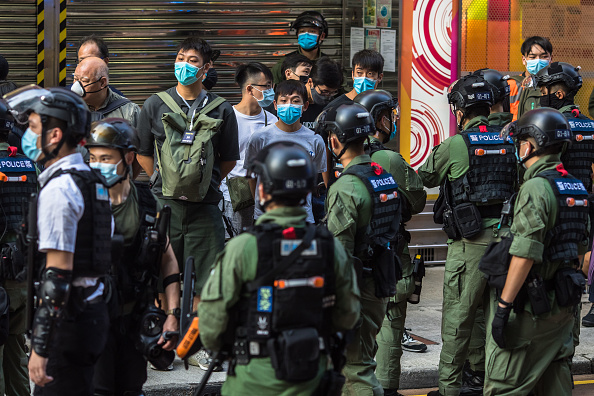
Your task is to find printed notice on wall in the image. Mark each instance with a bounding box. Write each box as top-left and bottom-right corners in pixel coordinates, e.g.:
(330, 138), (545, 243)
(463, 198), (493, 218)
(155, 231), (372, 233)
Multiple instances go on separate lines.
(350, 27), (365, 65)
(363, 0), (377, 27)
(377, 0), (392, 28)
(365, 29), (381, 52)
(380, 29), (396, 72)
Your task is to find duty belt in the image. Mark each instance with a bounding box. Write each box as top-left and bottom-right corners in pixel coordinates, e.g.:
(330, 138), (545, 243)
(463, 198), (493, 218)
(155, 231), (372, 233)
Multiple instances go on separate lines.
(477, 204), (503, 219)
(239, 337), (327, 359)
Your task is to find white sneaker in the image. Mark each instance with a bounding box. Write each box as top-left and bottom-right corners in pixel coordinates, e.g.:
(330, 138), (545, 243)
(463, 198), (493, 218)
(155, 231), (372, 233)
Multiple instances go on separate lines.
(401, 328), (427, 353)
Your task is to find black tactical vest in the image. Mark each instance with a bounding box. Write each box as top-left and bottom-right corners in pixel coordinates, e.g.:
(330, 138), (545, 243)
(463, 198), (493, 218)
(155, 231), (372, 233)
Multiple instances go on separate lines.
(561, 109), (594, 192)
(341, 162), (401, 262)
(0, 150), (37, 237)
(237, 223), (335, 346)
(450, 125), (517, 209)
(43, 169), (112, 278)
(537, 169), (589, 263)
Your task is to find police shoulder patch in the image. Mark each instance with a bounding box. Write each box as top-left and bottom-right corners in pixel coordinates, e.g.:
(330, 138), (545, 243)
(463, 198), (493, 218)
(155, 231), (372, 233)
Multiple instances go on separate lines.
(96, 183), (110, 201)
(0, 157), (35, 173)
(367, 174), (398, 192)
(553, 178), (588, 196)
(467, 132), (504, 145)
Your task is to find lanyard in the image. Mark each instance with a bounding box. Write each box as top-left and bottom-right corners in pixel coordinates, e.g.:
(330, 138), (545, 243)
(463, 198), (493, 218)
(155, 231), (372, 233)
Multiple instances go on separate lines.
(175, 88), (208, 127)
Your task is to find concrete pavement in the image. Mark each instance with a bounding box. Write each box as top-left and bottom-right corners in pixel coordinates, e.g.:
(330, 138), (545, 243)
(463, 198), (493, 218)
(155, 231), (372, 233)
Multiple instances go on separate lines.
(143, 265), (594, 394)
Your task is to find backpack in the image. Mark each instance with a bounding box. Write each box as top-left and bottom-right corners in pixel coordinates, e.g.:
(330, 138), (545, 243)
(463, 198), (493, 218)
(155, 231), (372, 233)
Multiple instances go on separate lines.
(155, 92), (226, 202)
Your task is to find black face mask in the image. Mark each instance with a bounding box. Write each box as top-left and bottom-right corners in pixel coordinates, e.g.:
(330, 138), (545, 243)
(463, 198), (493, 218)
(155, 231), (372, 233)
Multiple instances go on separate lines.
(311, 86), (333, 105)
(298, 75), (310, 85)
(539, 92), (572, 110)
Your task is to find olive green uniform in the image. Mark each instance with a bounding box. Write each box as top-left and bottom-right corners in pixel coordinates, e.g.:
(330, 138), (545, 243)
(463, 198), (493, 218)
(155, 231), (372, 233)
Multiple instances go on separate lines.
(484, 154), (588, 396)
(509, 74), (541, 120)
(198, 207), (360, 396)
(369, 137), (427, 391)
(326, 154), (389, 395)
(487, 112), (513, 128)
(418, 116), (512, 395)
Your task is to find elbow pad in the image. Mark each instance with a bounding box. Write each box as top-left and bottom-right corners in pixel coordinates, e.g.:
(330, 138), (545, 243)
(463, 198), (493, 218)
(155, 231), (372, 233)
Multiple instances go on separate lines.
(31, 268), (72, 357)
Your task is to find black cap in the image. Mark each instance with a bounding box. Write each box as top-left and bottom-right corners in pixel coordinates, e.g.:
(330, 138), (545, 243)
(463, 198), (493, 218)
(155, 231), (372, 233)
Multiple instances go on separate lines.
(248, 141), (315, 199)
(315, 103), (374, 144)
(87, 118), (138, 151)
(353, 89), (398, 123)
(534, 61), (583, 95)
(502, 107), (571, 151)
(472, 69), (510, 104)
(448, 75), (494, 111)
(290, 11), (328, 37)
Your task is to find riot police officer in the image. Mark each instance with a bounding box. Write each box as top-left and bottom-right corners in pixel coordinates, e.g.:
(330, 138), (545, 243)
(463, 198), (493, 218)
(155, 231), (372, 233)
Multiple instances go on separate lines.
(353, 89), (427, 395)
(0, 100), (37, 396)
(418, 75), (518, 396)
(4, 85), (112, 396)
(483, 108), (589, 395)
(85, 118), (180, 395)
(198, 141), (360, 395)
(318, 102), (402, 395)
(472, 68), (513, 127)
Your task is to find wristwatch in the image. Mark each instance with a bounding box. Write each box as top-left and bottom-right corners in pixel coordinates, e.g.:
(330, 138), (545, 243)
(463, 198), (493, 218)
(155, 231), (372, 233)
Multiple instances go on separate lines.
(166, 308), (181, 318)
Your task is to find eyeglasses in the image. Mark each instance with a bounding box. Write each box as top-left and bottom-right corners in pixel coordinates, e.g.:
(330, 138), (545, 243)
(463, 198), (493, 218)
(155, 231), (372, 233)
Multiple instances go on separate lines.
(252, 84), (274, 90)
(315, 86), (338, 97)
(72, 74), (101, 84)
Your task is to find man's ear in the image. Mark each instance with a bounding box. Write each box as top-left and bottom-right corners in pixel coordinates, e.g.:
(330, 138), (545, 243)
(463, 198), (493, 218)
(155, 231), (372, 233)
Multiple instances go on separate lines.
(555, 90), (566, 100)
(273, 100), (278, 111)
(46, 127), (63, 146)
(125, 151), (135, 166)
(100, 76), (108, 89)
(284, 69), (292, 80)
(303, 100), (309, 112)
(319, 32), (326, 42)
(376, 73), (384, 85)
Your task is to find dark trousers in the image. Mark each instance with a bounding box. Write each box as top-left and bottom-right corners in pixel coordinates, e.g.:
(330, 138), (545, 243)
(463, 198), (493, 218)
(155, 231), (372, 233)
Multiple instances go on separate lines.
(93, 317), (147, 396)
(34, 301), (109, 396)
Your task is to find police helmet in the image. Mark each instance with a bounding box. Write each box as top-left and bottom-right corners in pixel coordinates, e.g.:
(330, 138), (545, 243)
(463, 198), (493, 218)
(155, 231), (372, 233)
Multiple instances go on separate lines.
(248, 141), (315, 200)
(0, 99), (14, 133)
(87, 118), (138, 152)
(315, 103), (374, 144)
(502, 108), (571, 152)
(472, 69), (510, 104)
(4, 84), (91, 144)
(290, 11), (328, 37)
(534, 62), (583, 95)
(353, 89), (398, 124)
(448, 75), (494, 112)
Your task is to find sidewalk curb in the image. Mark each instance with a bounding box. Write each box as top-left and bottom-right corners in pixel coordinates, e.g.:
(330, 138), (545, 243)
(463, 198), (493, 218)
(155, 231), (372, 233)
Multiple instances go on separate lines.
(145, 382), (223, 396)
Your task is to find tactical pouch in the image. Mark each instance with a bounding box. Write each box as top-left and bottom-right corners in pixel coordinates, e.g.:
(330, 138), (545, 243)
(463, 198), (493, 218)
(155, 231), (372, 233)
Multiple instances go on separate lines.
(0, 242), (25, 282)
(371, 245), (397, 298)
(268, 327), (320, 382)
(525, 275), (551, 315)
(442, 207), (460, 240)
(313, 369), (346, 396)
(554, 267), (585, 307)
(227, 176), (254, 212)
(479, 237), (513, 291)
(453, 202), (482, 239)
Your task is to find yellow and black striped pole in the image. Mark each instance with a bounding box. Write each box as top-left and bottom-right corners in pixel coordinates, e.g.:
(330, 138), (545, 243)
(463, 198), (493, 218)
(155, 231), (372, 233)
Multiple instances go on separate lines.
(58, 0), (66, 86)
(36, 0), (44, 86)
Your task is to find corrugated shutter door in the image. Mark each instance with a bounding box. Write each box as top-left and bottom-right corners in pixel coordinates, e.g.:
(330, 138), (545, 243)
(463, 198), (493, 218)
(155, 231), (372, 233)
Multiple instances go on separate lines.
(0, 0), (38, 86)
(67, 1), (344, 104)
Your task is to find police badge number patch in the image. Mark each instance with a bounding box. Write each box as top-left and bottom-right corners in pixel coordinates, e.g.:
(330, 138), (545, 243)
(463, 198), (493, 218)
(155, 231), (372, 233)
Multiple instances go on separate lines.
(96, 183), (110, 201)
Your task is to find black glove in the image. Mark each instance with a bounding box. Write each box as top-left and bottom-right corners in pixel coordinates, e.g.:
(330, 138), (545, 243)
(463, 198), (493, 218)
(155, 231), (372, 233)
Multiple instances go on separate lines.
(491, 304), (512, 349)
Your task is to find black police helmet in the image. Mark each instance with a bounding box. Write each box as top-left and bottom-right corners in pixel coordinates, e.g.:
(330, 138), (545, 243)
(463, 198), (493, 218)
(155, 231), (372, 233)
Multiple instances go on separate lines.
(353, 89), (398, 125)
(315, 103), (374, 144)
(472, 69), (510, 104)
(448, 75), (494, 112)
(534, 62), (583, 95)
(503, 107), (571, 152)
(4, 85), (91, 144)
(248, 141), (315, 200)
(290, 11), (328, 37)
(0, 99), (14, 133)
(87, 118), (138, 152)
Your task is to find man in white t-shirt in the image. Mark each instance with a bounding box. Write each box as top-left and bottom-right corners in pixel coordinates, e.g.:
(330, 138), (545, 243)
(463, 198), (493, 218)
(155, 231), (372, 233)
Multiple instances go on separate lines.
(244, 80), (327, 223)
(220, 63), (278, 237)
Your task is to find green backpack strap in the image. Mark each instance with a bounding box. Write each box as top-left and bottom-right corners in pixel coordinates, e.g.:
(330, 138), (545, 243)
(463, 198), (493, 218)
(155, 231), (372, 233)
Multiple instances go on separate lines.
(189, 96), (226, 131)
(156, 91), (187, 120)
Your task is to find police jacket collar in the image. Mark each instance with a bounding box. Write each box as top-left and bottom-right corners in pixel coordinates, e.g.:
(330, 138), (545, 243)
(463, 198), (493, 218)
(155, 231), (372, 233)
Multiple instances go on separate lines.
(559, 104), (579, 114)
(523, 153), (562, 182)
(463, 116), (489, 131)
(38, 152), (87, 188)
(256, 206), (309, 228)
(343, 154), (372, 172)
(488, 112), (513, 126)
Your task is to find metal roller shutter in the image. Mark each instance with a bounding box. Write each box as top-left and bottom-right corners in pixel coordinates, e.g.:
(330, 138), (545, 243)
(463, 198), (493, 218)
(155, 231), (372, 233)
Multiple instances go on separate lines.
(0, 0), (38, 86)
(66, 0), (345, 104)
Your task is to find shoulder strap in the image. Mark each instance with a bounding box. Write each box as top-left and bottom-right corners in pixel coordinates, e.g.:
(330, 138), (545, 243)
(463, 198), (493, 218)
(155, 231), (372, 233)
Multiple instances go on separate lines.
(264, 110), (268, 126)
(197, 96), (226, 117)
(156, 92), (186, 116)
(245, 224), (317, 293)
(99, 97), (131, 116)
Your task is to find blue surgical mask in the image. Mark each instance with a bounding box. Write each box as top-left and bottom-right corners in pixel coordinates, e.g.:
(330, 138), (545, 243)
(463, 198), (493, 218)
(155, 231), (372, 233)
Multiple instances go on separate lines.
(277, 104), (303, 125)
(525, 59), (549, 75)
(174, 62), (202, 86)
(22, 127), (42, 162)
(353, 77), (377, 94)
(252, 86), (275, 108)
(90, 160), (123, 186)
(390, 122), (397, 141)
(298, 33), (319, 51)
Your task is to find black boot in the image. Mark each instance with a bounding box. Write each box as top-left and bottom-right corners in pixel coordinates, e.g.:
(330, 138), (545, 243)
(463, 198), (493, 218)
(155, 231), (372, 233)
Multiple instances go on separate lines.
(582, 303), (594, 327)
(426, 391), (443, 396)
(460, 361), (484, 396)
(383, 389), (404, 396)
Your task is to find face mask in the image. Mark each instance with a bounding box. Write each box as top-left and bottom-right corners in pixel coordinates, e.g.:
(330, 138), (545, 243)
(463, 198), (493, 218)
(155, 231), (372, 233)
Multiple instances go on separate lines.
(390, 122), (397, 141)
(539, 92), (570, 110)
(525, 59), (549, 75)
(327, 137), (338, 161)
(252, 86), (275, 108)
(290, 70), (309, 85)
(22, 127), (42, 162)
(90, 160), (123, 186)
(71, 79), (104, 98)
(311, 86), (333, 105)
(277, 104), (303, 125)
(174, 62), (202, 86)
(353, 77), (377, 94)
(298, 33), (319, 51)
(515, 142), (531, 168)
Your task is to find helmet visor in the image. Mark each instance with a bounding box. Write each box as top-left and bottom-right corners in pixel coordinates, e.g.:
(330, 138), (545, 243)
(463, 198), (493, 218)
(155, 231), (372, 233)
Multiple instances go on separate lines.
(3, 85), (51, 125)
